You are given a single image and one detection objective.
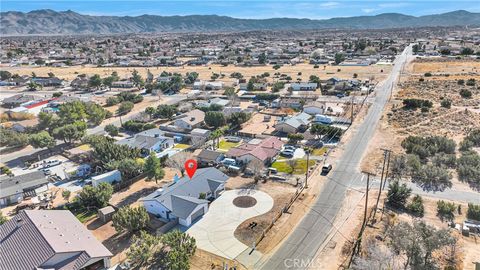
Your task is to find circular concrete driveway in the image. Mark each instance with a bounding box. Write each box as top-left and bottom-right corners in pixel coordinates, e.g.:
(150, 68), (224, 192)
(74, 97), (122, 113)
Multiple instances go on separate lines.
(186, 189), (274, 260)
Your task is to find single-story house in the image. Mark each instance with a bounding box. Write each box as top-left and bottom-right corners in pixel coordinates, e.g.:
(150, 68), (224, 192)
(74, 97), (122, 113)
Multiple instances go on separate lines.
(193, 81), (224, 90)
(32, 77), (63, 87)
(174, 109), (205, 130)
(0, 210), (113, 270)
(0, 171), (49, 207)
(1, 94), (39, 108)
(112, 80), (134, 88)
(226, 136), (283, 165)
(290, 82), (317, 91)
(11, 118), (39, 133)
(116, 134), (174, 155)
(141, 167), (229, 227)
(274, 112), (311, 134)
(303, 101), (327, 115)
(197, 97), (230, 108)
(197, 149), (224, 166)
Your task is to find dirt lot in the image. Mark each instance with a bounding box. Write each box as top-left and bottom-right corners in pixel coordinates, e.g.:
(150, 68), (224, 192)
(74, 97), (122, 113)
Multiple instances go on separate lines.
(362, 58), (480, 175)
(313, 191), (480, 270)
(1, 63), (390, 83)
(190, 248), (248, 270)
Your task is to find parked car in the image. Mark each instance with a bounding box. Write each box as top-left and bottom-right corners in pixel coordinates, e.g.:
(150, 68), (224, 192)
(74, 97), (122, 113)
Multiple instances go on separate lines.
(225, 136), (241, 143)
(336, 93), (345, 98)
(43, 160), (62, 168)
(321, 164), (333, 175)
(221, 158), (237, 167)
(281, 149), (294, 157)
(267, 167), (278, 174)
(42, 169), (52, 175)
(284, 145), (296, 151)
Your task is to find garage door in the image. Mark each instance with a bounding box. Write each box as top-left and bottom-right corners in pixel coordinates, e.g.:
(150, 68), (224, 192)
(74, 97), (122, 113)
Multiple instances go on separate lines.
(190, 207), (205, 223)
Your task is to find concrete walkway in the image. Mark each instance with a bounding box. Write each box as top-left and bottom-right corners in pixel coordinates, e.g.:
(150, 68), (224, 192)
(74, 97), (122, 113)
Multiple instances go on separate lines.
(186, 189), (274, 260)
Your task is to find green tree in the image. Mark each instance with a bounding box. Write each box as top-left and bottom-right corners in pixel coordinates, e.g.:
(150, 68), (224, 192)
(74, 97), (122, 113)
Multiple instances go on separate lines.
(88, 74), (102, 90)
(287, 134), (304, 144)
(104, 124), (119, 137)
(117, 101), (134, 115)
(87, 135), (141, 166)
(205, 111), (226, 128)
(127, 231), (161, 267)
(161, 230), (197, 270)
(467, 203), (480, 221)
(334, 53), (345, 64)
(62, 190), (71, 202)
(112, 206), (150, 233)
(228, 112), (251, 129)
(52, 121), (87, 144)
(145, 106), (156, 120)
(437, 200), (456, 222)
(107, 158), (143, 179)
(144, 152), (165, 184)
(58, 101), (87, 123)
(387, 180), (412, 208)
(407, 194), (424, 217)
(76, 182), (113, 210)
(156, 104), (176, 120)
(0, 70), (12, 81)
(131, 69), (144, 89)
(102, 76), (114, 90)
(0, 129), (29, 148)
(29, 131), (56, 150)
(85, 102), (107, 125)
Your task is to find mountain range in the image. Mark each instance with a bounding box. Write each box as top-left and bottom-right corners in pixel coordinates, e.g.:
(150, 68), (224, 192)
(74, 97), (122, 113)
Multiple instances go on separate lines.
(1, 9), (479, 35)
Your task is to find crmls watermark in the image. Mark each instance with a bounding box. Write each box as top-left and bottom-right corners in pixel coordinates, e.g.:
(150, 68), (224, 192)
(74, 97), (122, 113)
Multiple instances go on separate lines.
(283, 258), (322, 269)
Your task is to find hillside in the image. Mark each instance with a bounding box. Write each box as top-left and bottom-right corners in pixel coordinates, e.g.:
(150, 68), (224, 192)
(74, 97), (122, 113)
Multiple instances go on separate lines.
(1, 9), (479, 35)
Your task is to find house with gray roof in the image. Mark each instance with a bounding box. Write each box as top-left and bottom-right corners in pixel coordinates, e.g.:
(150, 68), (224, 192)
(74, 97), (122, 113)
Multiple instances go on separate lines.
(1, 94), (40, 108)
(0, 171), (49, 207)
(116, 130), (174, 155)
(274, 112), (311, 134)
(0, 210), (112, 270)
(141, 167), (229, 227)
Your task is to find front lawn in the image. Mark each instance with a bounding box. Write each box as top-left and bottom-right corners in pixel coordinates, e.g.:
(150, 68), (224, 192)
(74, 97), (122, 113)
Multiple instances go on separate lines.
(218, 140), (241, 151)
(271, 159), (316, 175)
(312, 147), (327, 156)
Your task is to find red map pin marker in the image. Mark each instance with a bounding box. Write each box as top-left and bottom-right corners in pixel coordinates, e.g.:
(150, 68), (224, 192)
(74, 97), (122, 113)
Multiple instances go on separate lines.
(184, 159), (198, 179)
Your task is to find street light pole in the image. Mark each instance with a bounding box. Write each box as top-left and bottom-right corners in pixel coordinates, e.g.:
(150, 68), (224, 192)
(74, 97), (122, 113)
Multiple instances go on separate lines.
(304, 148), (311, 188)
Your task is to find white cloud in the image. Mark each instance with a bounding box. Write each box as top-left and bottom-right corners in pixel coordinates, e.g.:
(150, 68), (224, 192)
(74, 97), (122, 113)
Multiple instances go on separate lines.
(319, 1), (339, 7)
(361, 8), (378, 14)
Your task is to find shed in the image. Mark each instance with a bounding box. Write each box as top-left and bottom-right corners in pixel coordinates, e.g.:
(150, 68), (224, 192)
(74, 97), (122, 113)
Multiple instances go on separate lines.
(98, 206), (116, 223)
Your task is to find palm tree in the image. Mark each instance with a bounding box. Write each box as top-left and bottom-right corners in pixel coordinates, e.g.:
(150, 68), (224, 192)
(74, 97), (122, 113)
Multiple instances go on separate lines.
(209, 129), (224, 150)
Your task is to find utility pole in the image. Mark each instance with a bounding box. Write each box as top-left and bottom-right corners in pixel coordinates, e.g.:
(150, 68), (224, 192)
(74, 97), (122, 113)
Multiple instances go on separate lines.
(372, 149), (391, 223)
(304, 147), (311, 188)
(361, 171), (373, 228)
(382, 150), (392, 190)
(350, 95), (354, 124)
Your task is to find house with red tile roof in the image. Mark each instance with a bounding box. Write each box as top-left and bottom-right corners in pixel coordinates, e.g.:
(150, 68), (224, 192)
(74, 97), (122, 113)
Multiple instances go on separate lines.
(226, 136), (284, 165)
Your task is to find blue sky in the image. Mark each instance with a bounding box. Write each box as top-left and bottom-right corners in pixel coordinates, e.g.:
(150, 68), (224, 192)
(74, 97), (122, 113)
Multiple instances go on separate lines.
(1, 1), (479, 19)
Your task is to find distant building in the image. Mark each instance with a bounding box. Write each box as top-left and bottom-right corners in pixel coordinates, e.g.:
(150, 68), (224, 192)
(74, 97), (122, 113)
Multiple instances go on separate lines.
(1, 94), (39, 108)
(290, 82), (317, 91)
(174, 109), (205, 130)
(274, 112), (311, 134)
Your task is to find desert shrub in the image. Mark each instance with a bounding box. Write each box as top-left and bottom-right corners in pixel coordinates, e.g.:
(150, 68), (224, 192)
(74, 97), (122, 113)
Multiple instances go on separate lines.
(457, 79), (465, 85)
(407, 195), (424, 217)
(466, 78), (476, 86)
(401, 135), (456, 160)
(467, 203), (480, 221)
(440, 99), (452, 109)
(412, 164), (452, 191)
(460, 89), (472, 98)
(437, 200), (456, 222)
(456, 150), (480, 186)
(387, 180), (411, 208)
(402, 98), (433, 110)
(431, 153), (456, 168)
(424, 72), (432, 77)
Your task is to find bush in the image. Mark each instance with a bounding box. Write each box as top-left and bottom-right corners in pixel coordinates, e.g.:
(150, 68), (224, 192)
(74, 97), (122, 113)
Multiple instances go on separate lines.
(456, 150), (480, 186)
(467, 203), (480, 221)
(104, 124), (119, 136)
(412, 164), (452, 191)
(117, 101), (134, 115)
(387, 180), (412, 208)
(402, 98), (433, 110)
(401, 135), (456, 160)
(437, 200), (456, 222)
(424, 72), (432, 77)
(466, 78), (476, 86)
(440, 99), (452, 109)
(457, 79), (465, 85)
(106, 96), (121, 106)
(460, 89), (472, 98)
(407, 195), (424, 217)
(112, 206), (150, 233)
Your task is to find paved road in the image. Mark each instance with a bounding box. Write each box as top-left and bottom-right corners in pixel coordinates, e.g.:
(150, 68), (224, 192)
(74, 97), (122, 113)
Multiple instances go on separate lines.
(259, 45), (413, 270)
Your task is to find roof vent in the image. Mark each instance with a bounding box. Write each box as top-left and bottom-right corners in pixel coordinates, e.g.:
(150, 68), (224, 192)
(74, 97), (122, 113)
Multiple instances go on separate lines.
(16, 218), (24, 228)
